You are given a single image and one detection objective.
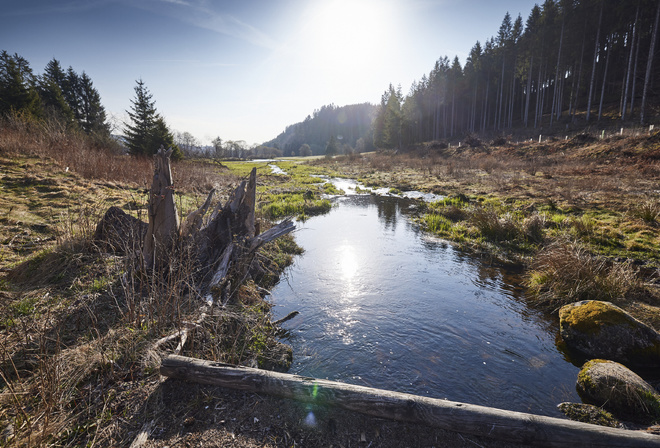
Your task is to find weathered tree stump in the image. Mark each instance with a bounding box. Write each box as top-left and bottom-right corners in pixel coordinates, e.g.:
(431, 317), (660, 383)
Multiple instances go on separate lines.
(143, 147), (180, 271)
(96, 146), (294, 306)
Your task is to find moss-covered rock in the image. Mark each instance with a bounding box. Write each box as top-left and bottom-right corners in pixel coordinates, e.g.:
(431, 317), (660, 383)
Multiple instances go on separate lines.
(576, 359), (660, 424)
(557, 402), (623, 428)
(559, 300), (660, 366)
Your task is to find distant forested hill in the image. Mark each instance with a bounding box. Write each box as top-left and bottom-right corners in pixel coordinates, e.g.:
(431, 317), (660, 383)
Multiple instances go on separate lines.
(263, 102), (376, 156)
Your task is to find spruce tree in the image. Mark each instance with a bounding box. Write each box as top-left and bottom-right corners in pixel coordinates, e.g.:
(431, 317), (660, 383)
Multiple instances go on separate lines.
(78, 72), (108, 136)
(150, 116), (183, 160)
(124, 79), (158, 156)
(39, 58), (74, 124)
(0, 51), (41, 118)
(325, 135), (338, 156)
(124, 79), (181, 158)
(37, 77), (74, 124)
(43, 59), (67, 91)
(64, 67), (82, 122)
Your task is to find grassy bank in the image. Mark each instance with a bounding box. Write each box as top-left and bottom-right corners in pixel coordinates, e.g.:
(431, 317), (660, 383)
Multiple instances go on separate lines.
(0, 119), (304, 446)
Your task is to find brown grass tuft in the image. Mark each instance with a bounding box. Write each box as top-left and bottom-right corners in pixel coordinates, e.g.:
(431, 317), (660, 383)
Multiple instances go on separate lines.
(526, 239), (644, 311)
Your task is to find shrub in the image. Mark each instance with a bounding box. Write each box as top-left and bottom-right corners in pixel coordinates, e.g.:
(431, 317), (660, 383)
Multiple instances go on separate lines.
(491, 135), (507, 146)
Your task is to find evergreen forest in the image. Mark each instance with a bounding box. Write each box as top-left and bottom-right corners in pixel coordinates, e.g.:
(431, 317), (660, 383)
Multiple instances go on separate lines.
(0, 52), (110, 141)
(373, 0), (660, 149)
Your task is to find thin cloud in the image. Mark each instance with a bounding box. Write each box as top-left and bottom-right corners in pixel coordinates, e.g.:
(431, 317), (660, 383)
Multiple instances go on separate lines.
(5, 0), (114, 16)
(133, 0), (278, 50)
(145, 59), (238, 68)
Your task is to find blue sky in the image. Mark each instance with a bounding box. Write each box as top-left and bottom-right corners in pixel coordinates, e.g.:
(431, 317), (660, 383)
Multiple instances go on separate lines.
(3, 0), (540, 145)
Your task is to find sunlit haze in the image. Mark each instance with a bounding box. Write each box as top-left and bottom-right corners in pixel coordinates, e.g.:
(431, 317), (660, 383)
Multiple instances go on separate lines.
(4, 0), (540, 145)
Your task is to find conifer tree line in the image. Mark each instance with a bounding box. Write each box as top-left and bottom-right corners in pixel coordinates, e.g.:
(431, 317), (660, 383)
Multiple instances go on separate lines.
(0, 51), (110, 138)
(374, 0), (660, 149)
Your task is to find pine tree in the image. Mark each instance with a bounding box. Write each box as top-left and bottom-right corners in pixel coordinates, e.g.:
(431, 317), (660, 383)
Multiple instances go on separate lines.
(78, 72), (109, 136)
(39, 59), (74, 124)
(124, 79), (181, 158)
(124, 79), (158, 156)
(0, 51), (41, 117)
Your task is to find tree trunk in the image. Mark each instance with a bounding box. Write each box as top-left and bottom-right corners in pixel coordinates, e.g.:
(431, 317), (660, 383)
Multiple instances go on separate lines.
(641, 0), (660, 124)
(104, 149), (297, 307)
(630, 17), (642, 117)
(572, 29), (587, 122)
(551, 19), (566, 127)
(622, 7), (638, 121)
(598, 35), (612, 121)
(482, 76), (490, 131)
(535, 61), (543, 128)
(161, 355), (660, 448)
(498, 56), (506, 130)
(525, 57), (533, 127)
(586, 2), (604, 122)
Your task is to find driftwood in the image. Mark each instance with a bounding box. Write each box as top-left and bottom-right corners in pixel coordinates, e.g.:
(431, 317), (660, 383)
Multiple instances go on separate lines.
(160, 355), (660, 448)
(273, 311), (299, 326)
(128, 420), (154, 448)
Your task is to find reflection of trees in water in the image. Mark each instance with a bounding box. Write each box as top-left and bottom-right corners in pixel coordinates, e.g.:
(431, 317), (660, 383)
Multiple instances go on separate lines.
(453, 249), (558, 332)
(375, 197), (399, 231)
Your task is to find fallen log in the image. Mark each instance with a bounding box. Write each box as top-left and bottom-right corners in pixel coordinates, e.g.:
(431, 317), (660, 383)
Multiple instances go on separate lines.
(160, 355), (660, 448)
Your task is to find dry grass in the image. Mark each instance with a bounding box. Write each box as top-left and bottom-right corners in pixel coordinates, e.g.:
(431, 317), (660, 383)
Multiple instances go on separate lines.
(526, 239), (645, 311)
(0, 117), (300, 446)
(0, 113), (238, 193)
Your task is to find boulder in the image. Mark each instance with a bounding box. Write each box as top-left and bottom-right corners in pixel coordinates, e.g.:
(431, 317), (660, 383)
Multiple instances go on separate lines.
(576, 359), (660, 423)
(559, 300), (660, 366)
(557, 402), (623, 428)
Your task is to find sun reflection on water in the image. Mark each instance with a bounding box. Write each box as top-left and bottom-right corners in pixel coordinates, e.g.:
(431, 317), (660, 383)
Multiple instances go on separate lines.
(338, 244), (358, 281)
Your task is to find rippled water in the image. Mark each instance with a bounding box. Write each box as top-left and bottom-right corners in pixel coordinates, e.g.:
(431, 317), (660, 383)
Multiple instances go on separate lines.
(269, 190), (581, 416)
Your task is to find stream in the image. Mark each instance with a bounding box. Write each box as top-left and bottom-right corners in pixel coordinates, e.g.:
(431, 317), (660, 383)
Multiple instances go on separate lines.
(269, 178), (581, 417)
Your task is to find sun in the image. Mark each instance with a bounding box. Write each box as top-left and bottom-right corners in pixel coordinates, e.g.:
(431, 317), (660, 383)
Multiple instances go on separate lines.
(302, 0), (393, 70)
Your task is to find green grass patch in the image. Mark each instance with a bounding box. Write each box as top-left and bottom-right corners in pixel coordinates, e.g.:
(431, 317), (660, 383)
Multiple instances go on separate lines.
(423, 214), (452, 233)
(260, 193), (332, 219)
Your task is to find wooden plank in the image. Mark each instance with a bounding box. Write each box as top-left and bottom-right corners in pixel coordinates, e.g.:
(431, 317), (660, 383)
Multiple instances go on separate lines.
(160, 355), (660, 448)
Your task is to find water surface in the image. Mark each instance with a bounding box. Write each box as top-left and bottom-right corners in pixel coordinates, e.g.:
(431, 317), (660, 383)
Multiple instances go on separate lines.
(270, 191), (580, 416)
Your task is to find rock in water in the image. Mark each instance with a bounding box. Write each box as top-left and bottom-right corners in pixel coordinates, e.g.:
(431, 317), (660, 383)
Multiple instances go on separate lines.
(557, 402), (623, 428)
(576, 359), (660, 423)
(559, 300), (660, 366)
